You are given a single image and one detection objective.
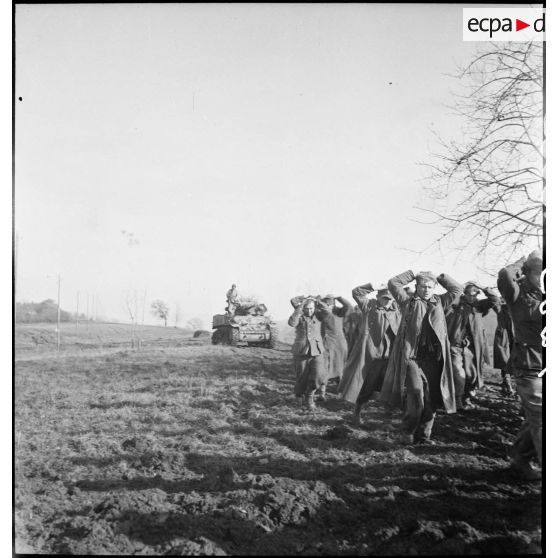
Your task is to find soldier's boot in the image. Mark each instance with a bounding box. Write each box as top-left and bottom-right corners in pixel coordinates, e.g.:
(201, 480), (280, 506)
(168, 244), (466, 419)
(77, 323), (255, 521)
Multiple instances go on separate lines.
(501, 374), (516, 397)
(397, 432), (414, 445)
(414, 414), (436, 444)
(352, 404), (362, 426)
(303, 394), (317, 411)
(509, 457), (542, 481)
(461, 396), (477, 410)
(315, 384), (327, 402)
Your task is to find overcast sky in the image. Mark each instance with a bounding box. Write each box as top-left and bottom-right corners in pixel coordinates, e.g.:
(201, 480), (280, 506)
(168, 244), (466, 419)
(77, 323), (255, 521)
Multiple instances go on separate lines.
(15, 3), (538, 326)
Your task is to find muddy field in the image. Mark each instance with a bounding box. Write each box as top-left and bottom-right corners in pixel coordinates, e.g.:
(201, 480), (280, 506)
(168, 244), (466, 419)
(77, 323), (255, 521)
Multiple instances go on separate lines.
(15, 334), (541, 555)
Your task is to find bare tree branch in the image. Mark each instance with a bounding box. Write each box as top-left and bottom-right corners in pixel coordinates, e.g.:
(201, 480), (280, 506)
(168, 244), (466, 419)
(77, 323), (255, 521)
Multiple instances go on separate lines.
(417, 42), (543, 271)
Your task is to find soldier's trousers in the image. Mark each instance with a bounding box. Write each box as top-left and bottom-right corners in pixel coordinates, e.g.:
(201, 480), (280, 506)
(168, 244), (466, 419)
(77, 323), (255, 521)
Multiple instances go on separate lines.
(510, 368), (542, 464)
(293, 354), (326, 398)
(356, 358), (390, 406)
(401, 357), (443, 440)
(450, 344), (477, 406)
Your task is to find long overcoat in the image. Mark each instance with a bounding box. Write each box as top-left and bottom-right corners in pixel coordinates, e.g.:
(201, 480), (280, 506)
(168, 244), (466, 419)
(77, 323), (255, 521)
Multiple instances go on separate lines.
(379, 270), (463, 414)
(497, 259), (543, 371)
(343, 308), (362, 356)
(493, 303), (514, 370)
(445, 290), (499, 389)
(338, 284), (401, 403)
(316, 298), (352, 381)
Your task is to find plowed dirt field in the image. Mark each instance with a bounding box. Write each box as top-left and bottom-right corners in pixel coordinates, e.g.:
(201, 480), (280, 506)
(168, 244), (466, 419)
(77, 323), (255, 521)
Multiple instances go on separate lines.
(15, 336), (541, 555)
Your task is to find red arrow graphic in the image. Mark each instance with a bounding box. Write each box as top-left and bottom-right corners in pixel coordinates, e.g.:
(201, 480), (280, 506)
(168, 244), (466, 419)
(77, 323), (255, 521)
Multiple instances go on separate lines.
(516, 19), (530, 31)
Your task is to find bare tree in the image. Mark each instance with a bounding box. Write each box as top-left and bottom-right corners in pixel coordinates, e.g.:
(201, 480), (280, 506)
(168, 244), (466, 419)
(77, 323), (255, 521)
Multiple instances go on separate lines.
(419, 41), (543, 268)
(151, 299), (170, 327)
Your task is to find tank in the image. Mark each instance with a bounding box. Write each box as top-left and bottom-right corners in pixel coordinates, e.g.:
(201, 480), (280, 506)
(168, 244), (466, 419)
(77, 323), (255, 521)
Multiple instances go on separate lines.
(211, 297), (279, 348)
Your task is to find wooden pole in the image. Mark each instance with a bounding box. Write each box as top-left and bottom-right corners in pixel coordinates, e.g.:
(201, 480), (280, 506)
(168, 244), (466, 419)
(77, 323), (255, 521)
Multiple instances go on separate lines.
(141, 289), (146, 325)
(76, 291), (80, 333)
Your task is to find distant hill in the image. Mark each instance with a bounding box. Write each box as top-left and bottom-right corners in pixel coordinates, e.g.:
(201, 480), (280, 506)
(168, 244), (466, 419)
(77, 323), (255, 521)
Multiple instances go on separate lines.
(16, 300), (73, 324)
(15, 321), (198, 353)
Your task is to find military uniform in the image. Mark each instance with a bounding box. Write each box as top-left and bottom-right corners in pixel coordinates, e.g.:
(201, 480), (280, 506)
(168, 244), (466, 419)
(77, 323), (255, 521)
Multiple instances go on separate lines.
(226, 285), (239, 314)
(445, 286), (499, 408)
(315, 296), (352, 398)
(494, 302), (516, 395)
(338, 284), (401, 419)
(288, 297), (328, 406)
(380, 271), (462, 443)
(497, 253), (543, 470)
(343, 306), (362, 356)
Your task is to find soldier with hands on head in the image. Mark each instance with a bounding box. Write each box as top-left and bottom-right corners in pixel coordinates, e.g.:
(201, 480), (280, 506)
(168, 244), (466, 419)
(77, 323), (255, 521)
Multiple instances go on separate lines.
(445, 281), (500, 410)
(288, 295), (329, 410)
(338, 282), (401, 425)
(314, 294), (353, 401)
(380, 270), (463, 444)
(497, 250), (543, 480)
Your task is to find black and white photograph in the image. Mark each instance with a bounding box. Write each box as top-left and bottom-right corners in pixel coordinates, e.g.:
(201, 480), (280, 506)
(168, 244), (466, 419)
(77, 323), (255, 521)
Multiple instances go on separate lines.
(13, 2), (547, 555)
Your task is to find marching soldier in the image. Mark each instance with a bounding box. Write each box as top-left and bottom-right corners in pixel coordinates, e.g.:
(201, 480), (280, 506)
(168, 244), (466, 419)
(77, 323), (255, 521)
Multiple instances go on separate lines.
(338, 283), (401, 425)
(288, 296), (328, 410)
(380, 270), (463, 444)
(494, 299), (516, 396)
(315, 295), (352, 401)
(445, 282), (499, 410)
(497, 250), (543, 480)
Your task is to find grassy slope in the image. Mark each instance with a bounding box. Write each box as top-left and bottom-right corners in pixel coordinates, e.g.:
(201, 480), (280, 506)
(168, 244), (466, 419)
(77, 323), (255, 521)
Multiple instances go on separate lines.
(15, 322), (194, 352)
(14, 340), (541, 555)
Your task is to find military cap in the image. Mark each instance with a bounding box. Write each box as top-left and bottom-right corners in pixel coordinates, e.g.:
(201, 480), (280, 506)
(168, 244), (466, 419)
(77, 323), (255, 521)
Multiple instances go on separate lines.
(464, 281), (481, 293)
(376, 284), (393, 299)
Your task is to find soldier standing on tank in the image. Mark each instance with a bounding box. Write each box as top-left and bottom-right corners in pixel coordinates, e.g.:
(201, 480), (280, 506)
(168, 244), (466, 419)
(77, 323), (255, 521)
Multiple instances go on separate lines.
(288, 296), (328, 410)
(226, 284), (239, 314)
(497, 250), (543, 480)
(338, 283), (401, 425)
(314, 294), (353, 401)
(445, 282), (500, 410)
(494, 298), (516, 397)
(379, 270), (463, 444)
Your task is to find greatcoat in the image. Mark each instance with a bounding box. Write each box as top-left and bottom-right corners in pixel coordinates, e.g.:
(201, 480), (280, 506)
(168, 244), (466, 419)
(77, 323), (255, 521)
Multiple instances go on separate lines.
(445, 289), (499, 389)
(343, 307), (362, 356)
(497, 261), (543, 372)
(338, 283), (401, 403)
(493, 303), (514, 371)
(316, 298), (352, 382)
(379, 271), (463, 414)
